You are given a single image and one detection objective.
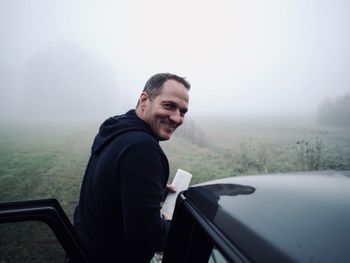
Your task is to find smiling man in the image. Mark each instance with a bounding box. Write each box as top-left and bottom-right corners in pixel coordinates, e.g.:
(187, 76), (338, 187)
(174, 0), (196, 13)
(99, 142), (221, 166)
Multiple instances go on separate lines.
(73, 73), (190, 263)
(137, 77), (189, 140)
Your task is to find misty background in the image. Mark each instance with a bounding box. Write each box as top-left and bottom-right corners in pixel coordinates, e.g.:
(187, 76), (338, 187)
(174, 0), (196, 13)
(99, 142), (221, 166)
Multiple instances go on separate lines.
(1, 0), (350, 121)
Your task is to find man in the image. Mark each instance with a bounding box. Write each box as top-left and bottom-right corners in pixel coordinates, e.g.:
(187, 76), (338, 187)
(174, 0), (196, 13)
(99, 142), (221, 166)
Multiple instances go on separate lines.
(73, 73), (190, 262)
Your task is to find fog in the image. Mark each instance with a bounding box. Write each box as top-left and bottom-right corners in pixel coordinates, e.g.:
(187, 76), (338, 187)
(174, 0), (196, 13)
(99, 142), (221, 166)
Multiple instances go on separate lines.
(1, 0), (350, 121)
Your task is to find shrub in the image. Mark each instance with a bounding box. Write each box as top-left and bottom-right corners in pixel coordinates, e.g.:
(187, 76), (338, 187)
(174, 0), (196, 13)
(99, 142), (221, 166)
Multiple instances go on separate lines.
(295, 138), (322, 170)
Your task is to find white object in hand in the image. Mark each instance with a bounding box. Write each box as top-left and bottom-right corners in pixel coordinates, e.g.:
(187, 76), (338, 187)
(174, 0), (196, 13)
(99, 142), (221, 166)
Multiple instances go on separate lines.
(161, 169), (192, 219)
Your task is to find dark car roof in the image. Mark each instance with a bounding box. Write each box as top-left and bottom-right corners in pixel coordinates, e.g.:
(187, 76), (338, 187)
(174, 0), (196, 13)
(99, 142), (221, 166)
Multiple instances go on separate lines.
(186, 170), (350, 263)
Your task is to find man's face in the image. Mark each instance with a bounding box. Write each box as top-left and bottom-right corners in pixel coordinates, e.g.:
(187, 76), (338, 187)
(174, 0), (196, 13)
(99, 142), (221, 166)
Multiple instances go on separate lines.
(140, 79), (189, 141)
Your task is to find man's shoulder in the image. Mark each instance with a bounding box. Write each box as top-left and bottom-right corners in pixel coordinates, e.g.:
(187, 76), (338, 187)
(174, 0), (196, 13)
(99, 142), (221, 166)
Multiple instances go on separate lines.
(116, 130), (160, 152)
(122, 129), (157, 143)
(117, 131), (166, 163)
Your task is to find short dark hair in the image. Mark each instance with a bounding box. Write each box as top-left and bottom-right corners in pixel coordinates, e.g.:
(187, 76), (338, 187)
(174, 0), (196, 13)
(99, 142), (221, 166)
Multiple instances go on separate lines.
(143, 73), (190, 101)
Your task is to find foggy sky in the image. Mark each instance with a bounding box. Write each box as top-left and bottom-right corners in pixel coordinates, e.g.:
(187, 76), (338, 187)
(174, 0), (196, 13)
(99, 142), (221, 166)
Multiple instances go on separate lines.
(1, 0), (350, 121)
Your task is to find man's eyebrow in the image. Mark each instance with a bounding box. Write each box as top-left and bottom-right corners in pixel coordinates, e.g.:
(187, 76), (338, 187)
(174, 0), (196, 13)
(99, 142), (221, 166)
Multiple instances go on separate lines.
(161, 100), (176, 104)
(161, 100), (178, 107)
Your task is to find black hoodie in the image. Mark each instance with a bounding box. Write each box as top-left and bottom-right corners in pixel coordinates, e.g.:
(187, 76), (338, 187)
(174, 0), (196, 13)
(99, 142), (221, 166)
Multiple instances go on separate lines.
(73, 110), (170, 262)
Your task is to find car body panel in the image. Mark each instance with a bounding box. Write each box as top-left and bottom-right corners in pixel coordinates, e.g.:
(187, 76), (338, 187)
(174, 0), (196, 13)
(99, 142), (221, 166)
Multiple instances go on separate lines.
(186, 170), (350, 262)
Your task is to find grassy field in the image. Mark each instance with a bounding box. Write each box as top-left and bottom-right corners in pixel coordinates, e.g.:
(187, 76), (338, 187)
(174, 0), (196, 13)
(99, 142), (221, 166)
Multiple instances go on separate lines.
(1, 116), (349, 262)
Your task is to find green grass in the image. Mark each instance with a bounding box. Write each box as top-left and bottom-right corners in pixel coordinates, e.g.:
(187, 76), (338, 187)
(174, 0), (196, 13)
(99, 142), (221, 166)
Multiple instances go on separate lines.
(0, 117), (349, 262)
(0, 122), (95, 262)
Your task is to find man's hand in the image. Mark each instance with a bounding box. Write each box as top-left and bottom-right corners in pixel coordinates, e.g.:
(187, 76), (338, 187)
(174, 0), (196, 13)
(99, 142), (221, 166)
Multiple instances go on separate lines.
(162, 185), (177, 220)
(166, 184), (177, 193)
(162, 212), (172, 220)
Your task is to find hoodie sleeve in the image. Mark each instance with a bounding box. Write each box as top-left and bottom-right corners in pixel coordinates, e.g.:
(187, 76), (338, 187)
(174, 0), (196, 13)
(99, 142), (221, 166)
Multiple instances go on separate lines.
(119, 140), (170, 252)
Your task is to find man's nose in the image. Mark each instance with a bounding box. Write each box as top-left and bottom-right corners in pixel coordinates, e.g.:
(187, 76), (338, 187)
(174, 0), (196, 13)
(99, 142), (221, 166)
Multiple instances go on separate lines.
(169, 111), (183, 124)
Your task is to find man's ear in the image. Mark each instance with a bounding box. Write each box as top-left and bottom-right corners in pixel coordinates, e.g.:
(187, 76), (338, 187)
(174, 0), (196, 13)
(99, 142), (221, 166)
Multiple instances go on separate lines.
(139, 92), (149, 111)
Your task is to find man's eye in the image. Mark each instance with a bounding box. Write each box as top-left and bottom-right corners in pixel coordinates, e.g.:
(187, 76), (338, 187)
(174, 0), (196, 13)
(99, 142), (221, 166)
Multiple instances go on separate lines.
(164, 104), (174, 110)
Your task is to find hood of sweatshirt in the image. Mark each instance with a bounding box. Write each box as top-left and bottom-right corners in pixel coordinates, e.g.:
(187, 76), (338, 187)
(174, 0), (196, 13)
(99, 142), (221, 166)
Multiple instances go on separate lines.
(91, 110), (157, 154)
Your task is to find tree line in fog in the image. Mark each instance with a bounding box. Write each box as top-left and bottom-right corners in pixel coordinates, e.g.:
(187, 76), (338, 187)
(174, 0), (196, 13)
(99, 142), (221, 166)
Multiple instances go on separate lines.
(175, 119), (208, 147)
(317, 93), (350, 126)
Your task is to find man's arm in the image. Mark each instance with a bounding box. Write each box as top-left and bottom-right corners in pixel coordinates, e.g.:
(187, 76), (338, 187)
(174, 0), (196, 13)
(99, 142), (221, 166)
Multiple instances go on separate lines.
(119, 140), (170, 252)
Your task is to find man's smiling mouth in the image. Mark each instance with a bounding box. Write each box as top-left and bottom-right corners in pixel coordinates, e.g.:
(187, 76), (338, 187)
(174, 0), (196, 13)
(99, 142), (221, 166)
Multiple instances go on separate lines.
(161, 121), (177, 132)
